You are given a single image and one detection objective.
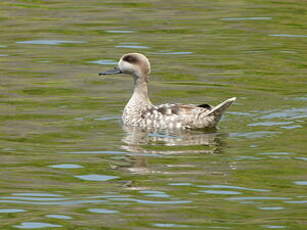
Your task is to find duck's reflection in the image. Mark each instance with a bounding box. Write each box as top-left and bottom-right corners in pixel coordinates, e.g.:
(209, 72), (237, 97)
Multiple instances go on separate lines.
(110, 126), (227, 174)
(121, 126), (225, 154)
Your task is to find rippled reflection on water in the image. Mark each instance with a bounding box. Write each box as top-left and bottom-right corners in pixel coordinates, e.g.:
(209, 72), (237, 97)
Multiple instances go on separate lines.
(1, 0), (307, 229)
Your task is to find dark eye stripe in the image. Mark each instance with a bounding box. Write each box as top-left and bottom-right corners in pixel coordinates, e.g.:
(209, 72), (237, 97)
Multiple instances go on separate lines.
(123, 55), (138, 64)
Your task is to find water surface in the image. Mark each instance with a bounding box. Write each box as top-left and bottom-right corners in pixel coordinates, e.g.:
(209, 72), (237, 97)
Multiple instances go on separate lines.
(0, 0), (306, 229)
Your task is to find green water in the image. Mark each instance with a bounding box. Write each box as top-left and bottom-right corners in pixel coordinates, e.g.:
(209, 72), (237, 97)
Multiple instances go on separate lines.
(1, 0), (307, 229)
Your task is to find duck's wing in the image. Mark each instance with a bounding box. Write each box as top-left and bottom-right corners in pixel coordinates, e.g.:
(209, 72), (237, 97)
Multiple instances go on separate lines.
(141, 103), (210, 129)
(153, 97), (236, 117)
(141, 98), (236, 129)
(142, 103), (212, 123)
(151, 103), (210, 116)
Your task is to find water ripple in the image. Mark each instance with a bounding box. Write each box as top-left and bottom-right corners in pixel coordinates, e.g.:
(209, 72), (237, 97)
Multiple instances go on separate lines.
(269, 34), (307, 38)
(261, 225), (286, 229)
(228, 111), (254, 116)
(46, 214), (72, 219)
(94, 115), (121, 121)
(294, 97), (307, 101)
(200, 190), (242, 195)
(280, 125), (302, 129)
(285, 200), (307, 204)
(106, 30), (135, 33)
(153, 51), (193, 55)
(248, 121), (293, 127)
(260, 108), (307, 120)
(0, 196), (69, 201)
(222, 17), (272, 21)
(168, 183), (193, 186)
(12, 193), (63, 197)
(109, 198), (191, 205)
(152, 223), (193, 228)
(49, 164), (83, 169)
(258, 152), (294, 156)
(14, 222), (62, 229)
(197, 185), (270, 192)
(16, 40), (86, 45)
(230, 131), (280, 139)
(226, 196), (291, 201)
(68, 150), (126, 155)
(257, 206), (284, 210)
(87, 60), (118, 65)
(139, 190), (170, 198)
(116, 45), (149, 49)
(0, 208), (26, 213)
(75, 174), (119, 181)
(0, 199), (105, 205)
(88, 208), (119, 214)
(293, 181), (307, 186)
(234, 156), (263, 160)
(295, 157), (307, 161)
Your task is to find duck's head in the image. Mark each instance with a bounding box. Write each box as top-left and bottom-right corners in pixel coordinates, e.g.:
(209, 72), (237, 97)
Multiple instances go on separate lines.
(99, 53), (151, 82)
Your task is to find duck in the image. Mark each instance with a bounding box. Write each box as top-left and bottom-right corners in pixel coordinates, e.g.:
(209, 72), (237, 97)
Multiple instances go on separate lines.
(99, 53), (236, 130)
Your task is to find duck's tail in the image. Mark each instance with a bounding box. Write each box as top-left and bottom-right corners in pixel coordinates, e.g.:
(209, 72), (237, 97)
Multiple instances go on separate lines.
(207, 97), (236, 117)
(199, 97), (236, 128)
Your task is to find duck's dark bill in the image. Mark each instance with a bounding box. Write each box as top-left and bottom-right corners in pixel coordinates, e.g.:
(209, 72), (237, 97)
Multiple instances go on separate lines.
(99, 67), (122, 75)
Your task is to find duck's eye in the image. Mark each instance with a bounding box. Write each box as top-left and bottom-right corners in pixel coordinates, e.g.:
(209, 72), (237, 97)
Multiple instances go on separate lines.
(123, 55), (138, 64)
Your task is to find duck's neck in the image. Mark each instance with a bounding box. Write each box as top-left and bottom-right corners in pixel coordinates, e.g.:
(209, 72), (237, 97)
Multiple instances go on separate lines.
(132, 77), (150, 102)
(124, 75), (152, 117)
